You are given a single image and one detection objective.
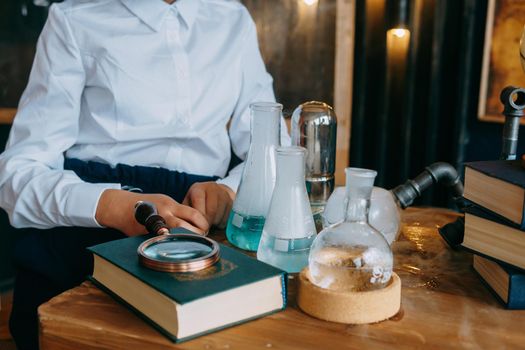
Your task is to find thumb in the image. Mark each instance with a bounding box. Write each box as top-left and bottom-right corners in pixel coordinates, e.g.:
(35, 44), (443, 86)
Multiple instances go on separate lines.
(182, 194), (190, 206)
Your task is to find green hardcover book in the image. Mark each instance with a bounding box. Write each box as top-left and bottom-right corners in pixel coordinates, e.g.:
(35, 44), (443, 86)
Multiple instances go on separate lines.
(87, 230), (287, 343)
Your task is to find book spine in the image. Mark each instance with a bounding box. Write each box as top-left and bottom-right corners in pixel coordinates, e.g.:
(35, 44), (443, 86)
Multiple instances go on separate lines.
(508, 274), (525, 309)
(280, 273), (288, 310)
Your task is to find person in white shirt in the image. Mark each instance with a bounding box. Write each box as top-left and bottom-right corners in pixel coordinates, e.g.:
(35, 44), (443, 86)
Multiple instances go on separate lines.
(0, 1), (290, 348)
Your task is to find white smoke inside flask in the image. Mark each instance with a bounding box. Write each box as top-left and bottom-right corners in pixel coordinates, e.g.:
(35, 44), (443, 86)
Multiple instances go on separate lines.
(321, 186), (401, 245)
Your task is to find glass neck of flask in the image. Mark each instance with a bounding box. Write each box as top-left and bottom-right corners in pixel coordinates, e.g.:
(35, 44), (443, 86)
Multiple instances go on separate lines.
(250, 102), (282, 147)
(344, 197), (370, 223)
(275, 147), (306, 186)
(342, 168), (377, 223)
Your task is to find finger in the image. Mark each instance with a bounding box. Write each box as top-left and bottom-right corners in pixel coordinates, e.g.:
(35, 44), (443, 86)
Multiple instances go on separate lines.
(189, 187), (206, 216)
(219, 195), (233, 228)
(168, 217), (205, 235)
(213, 200), (225, 227)
(206, 190), (219, 225)
(182, 194), (190, 206)
(133, 221), (149, 236)
(215, 191), (231, 229)
(173, 203), (210, 233)
(215, 202), (228, 229)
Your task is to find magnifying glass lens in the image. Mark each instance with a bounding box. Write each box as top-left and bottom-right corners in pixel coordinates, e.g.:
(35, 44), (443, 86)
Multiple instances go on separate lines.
(138, 233), (220, 272)
(143, 238), (213, 262)
(134, 202), (220, 272)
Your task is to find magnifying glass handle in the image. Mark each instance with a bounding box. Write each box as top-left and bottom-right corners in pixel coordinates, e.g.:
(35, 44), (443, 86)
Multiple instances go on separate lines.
(134, 201), (170, 235)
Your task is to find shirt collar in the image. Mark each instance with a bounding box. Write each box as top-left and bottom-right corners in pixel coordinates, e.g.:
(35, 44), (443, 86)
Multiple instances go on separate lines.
(176, 0), (200, 30)
(120, 0), (200, 32)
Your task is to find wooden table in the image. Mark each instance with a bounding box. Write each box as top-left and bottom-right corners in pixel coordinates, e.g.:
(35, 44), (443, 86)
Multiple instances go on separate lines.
(38, 208), (525, 349)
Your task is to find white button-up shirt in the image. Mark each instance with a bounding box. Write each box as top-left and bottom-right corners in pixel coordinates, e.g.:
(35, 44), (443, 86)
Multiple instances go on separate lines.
(0, 0), (290, 229)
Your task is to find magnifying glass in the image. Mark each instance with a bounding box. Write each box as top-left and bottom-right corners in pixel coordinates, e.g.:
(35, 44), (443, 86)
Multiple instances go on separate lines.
(134, 201), (220, 272)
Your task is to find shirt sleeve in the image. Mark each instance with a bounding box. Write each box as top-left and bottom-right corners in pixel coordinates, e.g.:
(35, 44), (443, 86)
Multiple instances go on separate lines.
(0, 4), (120, 229)
(217, 12), (291, 192)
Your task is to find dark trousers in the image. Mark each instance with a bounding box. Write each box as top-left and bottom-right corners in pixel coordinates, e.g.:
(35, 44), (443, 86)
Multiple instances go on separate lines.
(9, 159), (218, 350)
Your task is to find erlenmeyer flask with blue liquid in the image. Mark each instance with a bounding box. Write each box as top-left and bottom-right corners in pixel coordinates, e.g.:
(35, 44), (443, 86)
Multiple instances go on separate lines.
(257, 146), (317, 273)
(226, 102), (282, 251)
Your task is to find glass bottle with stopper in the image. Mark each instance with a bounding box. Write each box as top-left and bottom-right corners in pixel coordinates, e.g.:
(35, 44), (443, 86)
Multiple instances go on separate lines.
(309, 168), (393, 292)
(226, 102), (282, 251)
(291, 101), (337, 231)
(257, 146), (317, 273)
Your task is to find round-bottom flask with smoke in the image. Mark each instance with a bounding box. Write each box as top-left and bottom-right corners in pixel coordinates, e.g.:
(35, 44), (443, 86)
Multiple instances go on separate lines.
(309, 168), (393, 292)
(322, 186), (401, 245)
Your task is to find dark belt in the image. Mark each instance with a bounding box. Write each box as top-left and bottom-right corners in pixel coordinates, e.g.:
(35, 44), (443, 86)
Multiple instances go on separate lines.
(64, 158), (219, 203)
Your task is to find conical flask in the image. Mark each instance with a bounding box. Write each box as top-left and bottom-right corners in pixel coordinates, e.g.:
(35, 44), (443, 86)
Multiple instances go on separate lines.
(257, 146), (317, 273)
(308, 168), (393, 291)
(226, 102), (282, 251)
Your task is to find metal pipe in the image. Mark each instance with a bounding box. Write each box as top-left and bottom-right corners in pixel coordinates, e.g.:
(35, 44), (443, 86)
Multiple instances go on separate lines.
(500, 86), (525, 160)
(437, 86), (525, 250)
(390, 162), (463, 209)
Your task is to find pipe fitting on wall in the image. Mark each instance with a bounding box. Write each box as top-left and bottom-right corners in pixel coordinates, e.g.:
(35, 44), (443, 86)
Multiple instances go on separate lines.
(500, 86), (525, 161)
(390, 162), (463, 209)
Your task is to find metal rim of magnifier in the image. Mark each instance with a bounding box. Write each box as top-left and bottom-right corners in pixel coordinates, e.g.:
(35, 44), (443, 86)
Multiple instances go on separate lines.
(137, 233), (220, 273)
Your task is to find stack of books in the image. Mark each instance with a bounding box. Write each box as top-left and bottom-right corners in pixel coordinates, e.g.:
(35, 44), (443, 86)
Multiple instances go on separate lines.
(462, 160), (525, 309)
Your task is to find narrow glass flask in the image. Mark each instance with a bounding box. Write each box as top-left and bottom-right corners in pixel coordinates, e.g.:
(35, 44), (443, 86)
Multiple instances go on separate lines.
(226, 102), (282, 251)
(308, 168), (393, 292)
(257, 146), (317, 273)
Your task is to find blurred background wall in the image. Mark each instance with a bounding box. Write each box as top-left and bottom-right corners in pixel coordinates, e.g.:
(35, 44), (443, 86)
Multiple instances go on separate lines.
(350, 0), (525, 207)
(242, 0), (337, 118)
(245, 0), (525, 206)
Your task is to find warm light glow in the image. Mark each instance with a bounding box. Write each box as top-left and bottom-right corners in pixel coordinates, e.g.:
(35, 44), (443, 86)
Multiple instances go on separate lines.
(386, 28), (411, 63)
(303, 0), (318, 6)
(390, 28), (409, 38)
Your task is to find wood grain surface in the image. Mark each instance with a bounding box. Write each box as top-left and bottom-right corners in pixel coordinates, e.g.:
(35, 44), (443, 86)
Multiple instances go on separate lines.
(39, 208), (525, 349)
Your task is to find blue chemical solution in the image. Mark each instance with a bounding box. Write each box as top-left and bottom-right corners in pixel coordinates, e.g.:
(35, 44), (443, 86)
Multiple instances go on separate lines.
(226, 211), (266, 251)
(257, 233), (316, 273)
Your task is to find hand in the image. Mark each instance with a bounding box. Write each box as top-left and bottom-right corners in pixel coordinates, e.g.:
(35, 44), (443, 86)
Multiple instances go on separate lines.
(183, 182), (235, 228)
(95, 190), (209, 236)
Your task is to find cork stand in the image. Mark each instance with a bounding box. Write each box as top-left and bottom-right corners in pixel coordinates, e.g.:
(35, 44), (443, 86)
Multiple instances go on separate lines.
(297, 268), (401, 324)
